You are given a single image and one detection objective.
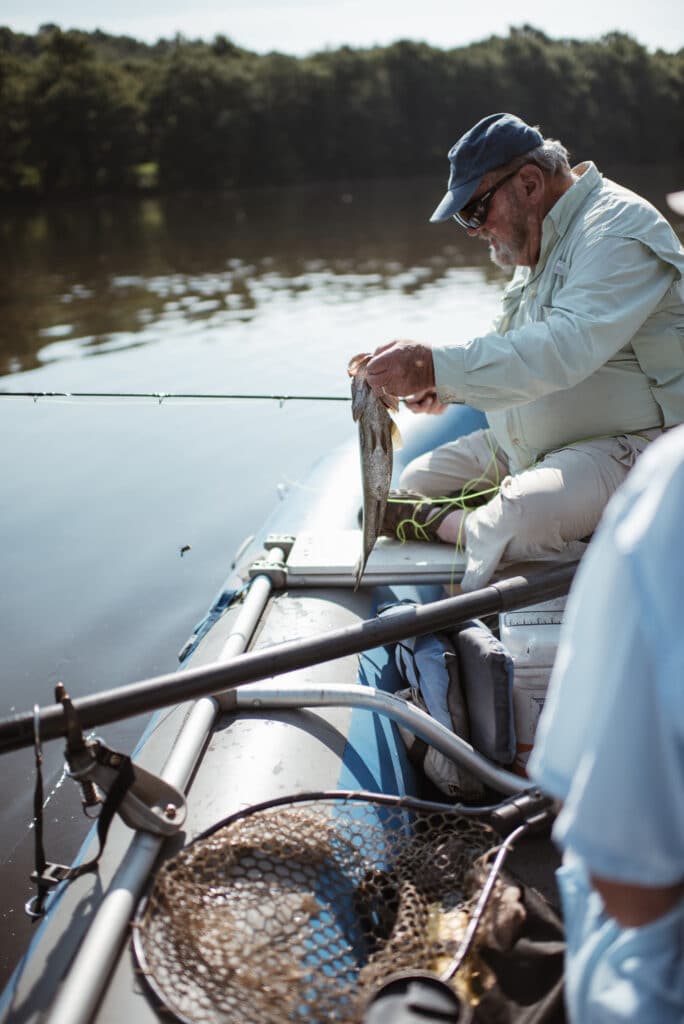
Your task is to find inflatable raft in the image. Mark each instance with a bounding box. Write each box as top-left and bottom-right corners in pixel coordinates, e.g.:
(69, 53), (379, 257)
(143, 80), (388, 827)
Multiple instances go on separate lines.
(0, 405), (574, 1024)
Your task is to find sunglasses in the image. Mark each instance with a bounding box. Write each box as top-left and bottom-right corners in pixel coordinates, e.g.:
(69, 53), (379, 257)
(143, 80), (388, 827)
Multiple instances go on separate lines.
(452, 167), (521, 230)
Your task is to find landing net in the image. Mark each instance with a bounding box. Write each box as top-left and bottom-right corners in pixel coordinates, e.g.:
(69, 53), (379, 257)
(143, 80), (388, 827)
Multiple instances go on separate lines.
(133, 792), (526, 1024)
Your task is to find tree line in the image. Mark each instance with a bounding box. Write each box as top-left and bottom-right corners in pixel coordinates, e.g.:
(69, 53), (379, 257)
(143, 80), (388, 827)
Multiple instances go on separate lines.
(0, 23), (682, 197)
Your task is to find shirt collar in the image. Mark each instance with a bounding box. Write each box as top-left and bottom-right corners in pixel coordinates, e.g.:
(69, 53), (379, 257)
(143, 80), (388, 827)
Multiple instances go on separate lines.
(536, 162), (602, 269)
(547, 161), (602, 235)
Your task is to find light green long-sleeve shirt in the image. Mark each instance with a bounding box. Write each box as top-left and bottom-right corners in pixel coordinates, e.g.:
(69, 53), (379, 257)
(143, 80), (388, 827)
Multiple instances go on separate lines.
(432, 162), (684, 471)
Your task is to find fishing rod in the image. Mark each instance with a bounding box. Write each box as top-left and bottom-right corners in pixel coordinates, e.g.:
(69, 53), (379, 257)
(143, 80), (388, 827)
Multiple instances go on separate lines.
(0, 564), (575, 755)
(0, 390), (351, 403)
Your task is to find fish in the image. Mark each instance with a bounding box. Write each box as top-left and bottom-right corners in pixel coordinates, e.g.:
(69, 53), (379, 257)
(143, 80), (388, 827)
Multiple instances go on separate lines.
(348, 353), (401, 589)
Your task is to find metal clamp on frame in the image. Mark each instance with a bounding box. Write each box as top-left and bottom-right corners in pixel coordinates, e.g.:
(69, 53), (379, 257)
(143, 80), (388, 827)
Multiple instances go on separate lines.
(248, 534), (295, 587)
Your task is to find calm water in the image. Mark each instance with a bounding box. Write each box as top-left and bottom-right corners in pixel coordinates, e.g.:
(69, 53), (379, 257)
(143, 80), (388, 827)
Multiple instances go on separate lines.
(0, 168), (681, 985)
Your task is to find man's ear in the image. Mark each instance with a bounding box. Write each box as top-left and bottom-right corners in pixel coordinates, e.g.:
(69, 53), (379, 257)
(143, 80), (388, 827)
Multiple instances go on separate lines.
(519, 164), (544, 199)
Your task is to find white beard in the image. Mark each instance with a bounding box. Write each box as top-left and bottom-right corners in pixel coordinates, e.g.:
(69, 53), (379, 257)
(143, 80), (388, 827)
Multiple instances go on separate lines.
(484, 204), (529, 269)
(488, 239), (519, 269)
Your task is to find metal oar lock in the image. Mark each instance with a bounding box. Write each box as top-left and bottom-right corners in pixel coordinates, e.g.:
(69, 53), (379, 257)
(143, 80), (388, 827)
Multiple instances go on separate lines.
(59, 684), (187, 836)
(26, 683), (186, 918)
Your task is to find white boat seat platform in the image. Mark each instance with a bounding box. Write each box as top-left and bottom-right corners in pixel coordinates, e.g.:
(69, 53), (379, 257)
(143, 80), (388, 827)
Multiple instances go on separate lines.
(249, 529), (466, 587)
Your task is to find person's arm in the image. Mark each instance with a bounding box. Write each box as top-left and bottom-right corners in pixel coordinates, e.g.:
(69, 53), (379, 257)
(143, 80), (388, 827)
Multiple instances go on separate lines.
(432, 237), (675, 410)
(529, 434), (684, 907)
(590, 876), (684, 927)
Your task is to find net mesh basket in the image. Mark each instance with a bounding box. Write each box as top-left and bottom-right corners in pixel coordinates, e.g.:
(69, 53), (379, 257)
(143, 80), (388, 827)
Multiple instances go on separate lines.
(133, 793), (525, 1024)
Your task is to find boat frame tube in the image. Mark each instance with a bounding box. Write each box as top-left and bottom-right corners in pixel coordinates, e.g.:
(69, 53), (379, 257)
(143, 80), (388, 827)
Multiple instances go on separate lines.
(228, 682), (526, 795)
(43, 549), (285, 1024)
(0, 566), (575, 754)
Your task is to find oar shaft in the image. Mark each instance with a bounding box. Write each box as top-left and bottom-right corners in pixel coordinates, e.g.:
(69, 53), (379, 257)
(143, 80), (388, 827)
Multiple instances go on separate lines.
(0, 566), (574, 754)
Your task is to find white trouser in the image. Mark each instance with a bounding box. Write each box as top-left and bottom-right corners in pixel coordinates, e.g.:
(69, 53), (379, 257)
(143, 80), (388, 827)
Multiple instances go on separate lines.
(399, 427), (662, 591)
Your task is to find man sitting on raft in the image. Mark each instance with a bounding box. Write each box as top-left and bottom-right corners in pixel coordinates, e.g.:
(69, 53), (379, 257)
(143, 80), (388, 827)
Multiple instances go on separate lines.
(365, 112), (684, 591)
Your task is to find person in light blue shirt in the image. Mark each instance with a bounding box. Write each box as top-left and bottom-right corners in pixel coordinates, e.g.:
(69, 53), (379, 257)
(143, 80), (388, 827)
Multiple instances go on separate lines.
(364, 113), (684, 591)
(528, 424), (684, 1023)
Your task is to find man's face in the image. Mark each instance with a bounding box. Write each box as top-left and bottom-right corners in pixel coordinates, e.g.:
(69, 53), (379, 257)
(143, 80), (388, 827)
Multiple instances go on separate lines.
(476, 182), (529, 269)
(462, 169), (533, 269)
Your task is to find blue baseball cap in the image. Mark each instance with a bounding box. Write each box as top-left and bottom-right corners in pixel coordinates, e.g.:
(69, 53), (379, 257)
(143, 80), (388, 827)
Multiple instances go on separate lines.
(429, 113), (544, 223)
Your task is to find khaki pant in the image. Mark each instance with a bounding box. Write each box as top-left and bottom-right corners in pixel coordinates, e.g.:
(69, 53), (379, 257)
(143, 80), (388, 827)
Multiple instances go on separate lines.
(399, 426), (663, 591)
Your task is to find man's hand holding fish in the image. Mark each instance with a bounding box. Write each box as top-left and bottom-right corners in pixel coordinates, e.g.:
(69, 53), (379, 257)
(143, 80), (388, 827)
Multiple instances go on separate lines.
(365, 340), (435, 398)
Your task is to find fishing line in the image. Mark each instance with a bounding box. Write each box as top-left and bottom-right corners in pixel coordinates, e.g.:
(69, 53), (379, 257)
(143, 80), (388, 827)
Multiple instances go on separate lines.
(391, 432), (503, 547)
(0, 391), (352, 404)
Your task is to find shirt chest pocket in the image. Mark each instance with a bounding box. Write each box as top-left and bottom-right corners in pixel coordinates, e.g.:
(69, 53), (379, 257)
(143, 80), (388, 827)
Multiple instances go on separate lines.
(497, 256), (571, 331)
(529, 259), (572, 323)
(542, 255), (572, 304)
(497, 278), (526, 332)
(507, 278), (550, 327)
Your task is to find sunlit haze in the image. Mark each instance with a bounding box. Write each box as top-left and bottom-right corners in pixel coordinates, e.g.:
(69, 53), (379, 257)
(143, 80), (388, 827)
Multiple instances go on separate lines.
(3, 0), (683, 54)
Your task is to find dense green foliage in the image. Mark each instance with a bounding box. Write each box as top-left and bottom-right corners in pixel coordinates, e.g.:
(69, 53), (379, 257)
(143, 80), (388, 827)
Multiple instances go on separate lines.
(1, 23), (682, 196)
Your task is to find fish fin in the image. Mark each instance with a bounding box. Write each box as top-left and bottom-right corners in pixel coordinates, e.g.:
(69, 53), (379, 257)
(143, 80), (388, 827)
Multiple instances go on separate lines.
(381, 392), (400, 414)
(353, 551), (365, 591)
(390, 418), (403, 451)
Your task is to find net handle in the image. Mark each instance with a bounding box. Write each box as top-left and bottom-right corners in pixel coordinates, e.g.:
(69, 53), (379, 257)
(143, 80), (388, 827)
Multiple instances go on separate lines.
(440, 821), (528, 983)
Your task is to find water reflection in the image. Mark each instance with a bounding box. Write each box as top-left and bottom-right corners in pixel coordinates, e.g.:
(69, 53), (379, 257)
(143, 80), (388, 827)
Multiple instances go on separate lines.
(0, 164), (681, 988)
(2, 168), (681, 377)
(0, 178), (506, 375)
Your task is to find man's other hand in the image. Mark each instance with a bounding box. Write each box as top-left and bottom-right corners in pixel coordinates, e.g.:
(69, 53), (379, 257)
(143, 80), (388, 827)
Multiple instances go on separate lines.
(404, 388), (447, 415)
